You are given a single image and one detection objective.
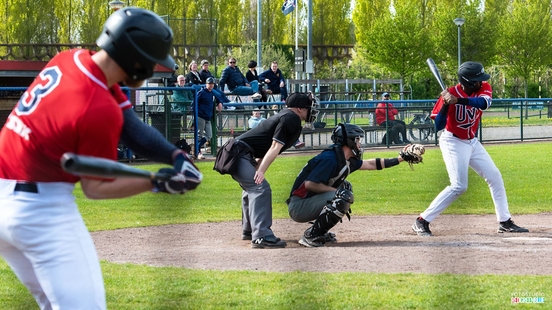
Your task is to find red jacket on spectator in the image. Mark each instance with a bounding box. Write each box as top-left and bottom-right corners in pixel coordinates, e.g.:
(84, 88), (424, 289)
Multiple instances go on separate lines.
(375, 102), (398, 125)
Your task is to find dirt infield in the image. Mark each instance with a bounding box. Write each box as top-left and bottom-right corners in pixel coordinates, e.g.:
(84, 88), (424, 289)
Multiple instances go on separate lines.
(92, 213), (552, 275)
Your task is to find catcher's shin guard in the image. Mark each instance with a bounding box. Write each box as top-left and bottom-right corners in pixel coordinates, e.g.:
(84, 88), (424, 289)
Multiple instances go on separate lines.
(307, 189), (354, 238)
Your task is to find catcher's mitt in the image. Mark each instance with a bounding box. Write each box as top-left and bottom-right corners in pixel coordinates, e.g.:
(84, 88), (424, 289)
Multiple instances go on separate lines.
(399, 144), (425, 169)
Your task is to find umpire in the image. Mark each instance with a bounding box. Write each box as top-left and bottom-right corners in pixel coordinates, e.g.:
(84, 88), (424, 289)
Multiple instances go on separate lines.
(214, 92), (319, 248)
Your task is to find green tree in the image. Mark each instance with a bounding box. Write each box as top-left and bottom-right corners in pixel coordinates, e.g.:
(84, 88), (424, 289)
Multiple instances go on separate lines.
(355, 0), (432, 81)
(312, 0), (354, 45)
(497, 0), (552, 99)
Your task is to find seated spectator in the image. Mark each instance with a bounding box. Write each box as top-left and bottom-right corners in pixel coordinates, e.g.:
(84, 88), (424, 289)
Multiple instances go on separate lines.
(185, 61), (202, 87)
(375, 92), (410, 145)
(189, 59), (235, 109)
(171, 75), (193, 113)
(199, 59), (214, 83)
(248, 108), (266, 129)
(260, 61), (288, 101)
(219, 57), (262, 100)
(246, 60), (268, 106)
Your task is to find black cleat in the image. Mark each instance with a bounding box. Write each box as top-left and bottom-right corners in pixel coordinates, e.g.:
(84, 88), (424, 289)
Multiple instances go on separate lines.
(412, 218), (433, 236)
(498, 218), (529, 233)
(299, 235), (326, 248)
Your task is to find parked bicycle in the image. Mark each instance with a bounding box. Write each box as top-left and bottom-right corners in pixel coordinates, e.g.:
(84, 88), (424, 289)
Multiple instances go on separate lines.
(408, 111), (436, 141)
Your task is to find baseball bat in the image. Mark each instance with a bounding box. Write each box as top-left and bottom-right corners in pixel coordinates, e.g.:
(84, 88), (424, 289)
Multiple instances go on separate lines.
(60, 152), (172, 181)
(426, 58), (447, 91)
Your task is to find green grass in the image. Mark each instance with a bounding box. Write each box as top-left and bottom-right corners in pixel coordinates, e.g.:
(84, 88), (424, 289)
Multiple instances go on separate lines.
(2, 142), (552, 309)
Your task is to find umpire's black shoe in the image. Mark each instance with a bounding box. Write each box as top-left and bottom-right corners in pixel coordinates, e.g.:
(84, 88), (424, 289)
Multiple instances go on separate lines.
(251, 235), (287, 248)
(242, 231), (252, 240)
(498, 218), (529, 233)
(412, 217), (433, 236)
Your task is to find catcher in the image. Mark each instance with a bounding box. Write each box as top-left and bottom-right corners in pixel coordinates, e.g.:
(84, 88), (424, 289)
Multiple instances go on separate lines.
(286, 123), (424, 247)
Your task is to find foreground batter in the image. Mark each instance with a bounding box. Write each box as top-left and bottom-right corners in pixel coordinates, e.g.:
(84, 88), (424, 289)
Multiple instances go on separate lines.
(412, 61), (528, 236)
(214, 92), (319, 248)
(288, 123), (422, 247)
(0, 8), (202, 309)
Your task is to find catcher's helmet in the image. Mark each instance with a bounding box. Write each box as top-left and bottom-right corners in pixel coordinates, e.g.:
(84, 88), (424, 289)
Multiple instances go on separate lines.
(286, 92), (320, 123)
(331, 123), (365, 160)
(97, 7), (176, 81)
(458, 61), (490, 90)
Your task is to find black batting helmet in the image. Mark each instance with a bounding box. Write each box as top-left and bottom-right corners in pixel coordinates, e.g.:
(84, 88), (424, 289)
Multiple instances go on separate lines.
(97, 7), (176, 81)
(458, 61), (490, 90)
(331, 123), (365, 160)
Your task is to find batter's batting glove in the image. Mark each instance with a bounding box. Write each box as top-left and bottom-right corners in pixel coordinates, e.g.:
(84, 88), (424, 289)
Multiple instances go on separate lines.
(152, 168), (186, 194)
(173, 152), (203, 191)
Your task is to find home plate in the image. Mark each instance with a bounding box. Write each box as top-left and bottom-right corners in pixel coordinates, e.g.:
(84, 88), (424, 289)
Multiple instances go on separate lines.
(502, 237), (552, 244)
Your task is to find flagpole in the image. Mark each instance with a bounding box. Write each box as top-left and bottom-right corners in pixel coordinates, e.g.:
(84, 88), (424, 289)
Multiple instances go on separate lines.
(295, 0), (298, 50)
(294, 0), (299, 90)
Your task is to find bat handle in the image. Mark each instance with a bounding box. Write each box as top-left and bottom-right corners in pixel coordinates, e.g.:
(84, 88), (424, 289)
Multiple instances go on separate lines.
(153, 172), (174, 182)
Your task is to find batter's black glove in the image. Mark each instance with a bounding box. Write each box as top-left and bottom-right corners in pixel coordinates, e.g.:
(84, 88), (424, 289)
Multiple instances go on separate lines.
(152, 153), (203, 194)
(152, 168), (188, 194)
(173, 152), (203, 191)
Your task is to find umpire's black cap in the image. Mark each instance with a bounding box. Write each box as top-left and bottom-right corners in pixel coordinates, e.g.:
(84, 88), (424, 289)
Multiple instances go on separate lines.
(286, 93), (311, 108)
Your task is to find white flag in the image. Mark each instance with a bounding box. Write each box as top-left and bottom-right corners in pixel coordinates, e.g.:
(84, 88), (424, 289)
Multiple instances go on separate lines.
(281, 0), (296, 16)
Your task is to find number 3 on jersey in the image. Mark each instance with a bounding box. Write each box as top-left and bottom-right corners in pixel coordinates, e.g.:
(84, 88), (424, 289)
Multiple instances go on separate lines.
(16, 66), (62, 116)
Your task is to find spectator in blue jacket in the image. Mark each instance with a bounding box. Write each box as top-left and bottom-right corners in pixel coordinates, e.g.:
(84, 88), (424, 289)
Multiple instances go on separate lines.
(219, 57), (262, 100)
(195, 77), (223, 159)
(260, 61), (288, 101)
(197, 59), (234, 107)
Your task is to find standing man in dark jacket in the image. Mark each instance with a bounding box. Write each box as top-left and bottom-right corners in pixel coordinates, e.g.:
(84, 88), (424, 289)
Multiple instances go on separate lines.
(260, 61), (288, 101)
(214, 93), (320, 248)
(195, 77), (223, 159)
(219, 57), (262, 100)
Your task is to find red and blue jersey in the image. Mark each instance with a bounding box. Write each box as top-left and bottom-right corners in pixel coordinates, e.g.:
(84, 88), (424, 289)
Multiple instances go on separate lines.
(0, 49), (130, 182)
(431, 82), (492, 140)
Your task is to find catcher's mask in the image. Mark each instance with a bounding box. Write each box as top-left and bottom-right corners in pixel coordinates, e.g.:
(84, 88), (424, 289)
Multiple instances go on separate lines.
(331, 123), (365, 160)
(97, 7), (176, 81)
(458, 61), (490, 93)
(286, 92), (320, 124)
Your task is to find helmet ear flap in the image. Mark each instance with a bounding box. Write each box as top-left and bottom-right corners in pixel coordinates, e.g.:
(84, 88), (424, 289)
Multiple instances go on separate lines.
(331, 123), (347, 145)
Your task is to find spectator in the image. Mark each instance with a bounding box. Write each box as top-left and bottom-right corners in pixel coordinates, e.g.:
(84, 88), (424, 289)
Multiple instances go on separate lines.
(191, 59), (234, 109)
(375, 92), (410, 145)
(260, 61), (288, 101)
(171, 75), (193, 113)
(246, 60), (268, 104)
(195, 77), (223, 159)
(199, 59), (214, 83)
(185, 60), (202, 87)
(219, 57), (262, 100)
(248, 108), (266, 129)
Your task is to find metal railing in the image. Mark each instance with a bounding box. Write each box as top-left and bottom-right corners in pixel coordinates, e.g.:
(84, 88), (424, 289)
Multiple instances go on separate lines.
(1, 86), (551, 156)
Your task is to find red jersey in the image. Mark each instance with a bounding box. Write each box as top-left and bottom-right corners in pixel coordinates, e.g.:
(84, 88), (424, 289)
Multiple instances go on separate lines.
(375, 102), (398, 125)
(0, 49), (131, 182)
(431, 82), (492, 140)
